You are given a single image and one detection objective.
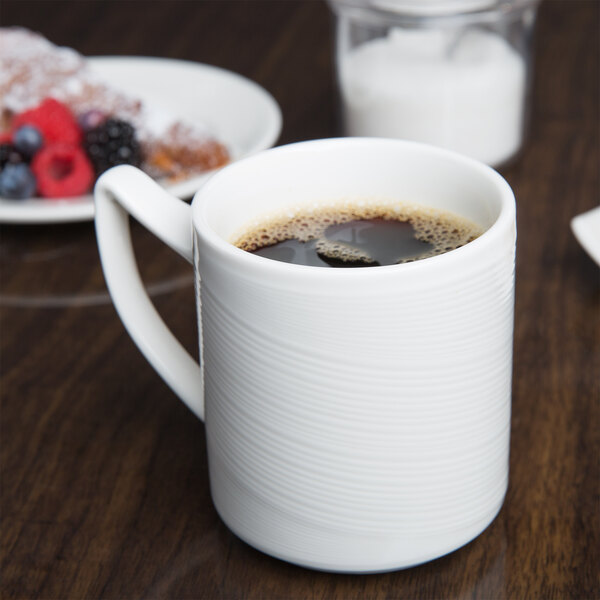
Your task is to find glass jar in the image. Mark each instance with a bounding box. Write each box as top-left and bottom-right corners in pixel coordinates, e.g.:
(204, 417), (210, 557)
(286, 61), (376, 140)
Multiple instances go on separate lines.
(328, 0), (541, 168)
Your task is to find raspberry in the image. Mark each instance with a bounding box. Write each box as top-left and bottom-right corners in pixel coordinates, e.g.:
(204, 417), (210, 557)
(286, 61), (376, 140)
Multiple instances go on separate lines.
(31, 143), (94, 198)
(84, 118), (142, 175)
(12, 98), (82, 146)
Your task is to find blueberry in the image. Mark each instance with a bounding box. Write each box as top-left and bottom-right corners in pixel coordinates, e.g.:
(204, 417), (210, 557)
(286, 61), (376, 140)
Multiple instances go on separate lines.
(0, 163), (37, 199)
(13, 125), (44, 158)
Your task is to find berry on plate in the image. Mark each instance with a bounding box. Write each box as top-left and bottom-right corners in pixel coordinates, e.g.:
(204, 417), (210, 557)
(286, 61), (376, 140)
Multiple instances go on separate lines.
(12, 98), (82, 146)
(84, 118), (142, 175)
(13, 125), (44, 158)
(0, 163), (37, 199)
(31, 143), (94, 198)
(78, 109), (106, 132)
(0, 143), (25, 168)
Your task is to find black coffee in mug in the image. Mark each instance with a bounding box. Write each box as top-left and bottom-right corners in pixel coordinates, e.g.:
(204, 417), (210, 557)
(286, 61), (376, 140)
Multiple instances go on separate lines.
(234, 202), (482, 267)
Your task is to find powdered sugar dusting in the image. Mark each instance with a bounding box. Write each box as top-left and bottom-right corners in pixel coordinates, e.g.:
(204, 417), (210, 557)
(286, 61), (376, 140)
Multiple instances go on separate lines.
(0, 27), (229, 180)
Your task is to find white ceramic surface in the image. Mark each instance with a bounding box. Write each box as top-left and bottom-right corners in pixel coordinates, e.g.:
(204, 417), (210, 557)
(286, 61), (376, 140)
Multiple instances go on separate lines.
(571, 206), (600, 266)
(0, 56), (281, 224)
(94, 138), (516, 572)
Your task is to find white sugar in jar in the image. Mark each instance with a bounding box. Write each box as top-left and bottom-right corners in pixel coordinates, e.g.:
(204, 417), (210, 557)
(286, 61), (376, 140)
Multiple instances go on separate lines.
(329, 0), (541, 168)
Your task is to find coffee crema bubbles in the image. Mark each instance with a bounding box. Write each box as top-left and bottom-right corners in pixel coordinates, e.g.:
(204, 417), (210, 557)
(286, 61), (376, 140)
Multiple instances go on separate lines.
(233, 201), (483, 268)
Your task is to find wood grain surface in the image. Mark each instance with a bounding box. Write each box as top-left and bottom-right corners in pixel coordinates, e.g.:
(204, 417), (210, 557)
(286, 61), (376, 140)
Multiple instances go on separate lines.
(1, 1), (598, 598)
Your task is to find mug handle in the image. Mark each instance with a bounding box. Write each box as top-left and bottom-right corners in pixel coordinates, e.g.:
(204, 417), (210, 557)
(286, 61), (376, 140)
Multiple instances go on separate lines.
(94, 165), (204, 421)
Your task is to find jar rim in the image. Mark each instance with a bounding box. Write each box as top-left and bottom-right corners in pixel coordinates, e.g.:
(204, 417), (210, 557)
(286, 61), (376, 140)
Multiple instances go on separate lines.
(328, 0), (541, 26)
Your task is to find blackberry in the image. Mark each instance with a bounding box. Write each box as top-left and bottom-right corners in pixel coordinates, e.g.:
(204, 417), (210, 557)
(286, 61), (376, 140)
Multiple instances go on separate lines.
(0, 144), (13, 168)
(83, 118), (142, 175)
(0, 143), (24, 168)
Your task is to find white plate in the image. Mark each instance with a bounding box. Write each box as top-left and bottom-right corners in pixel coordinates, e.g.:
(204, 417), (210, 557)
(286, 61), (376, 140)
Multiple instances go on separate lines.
(0, 56), (282, 224)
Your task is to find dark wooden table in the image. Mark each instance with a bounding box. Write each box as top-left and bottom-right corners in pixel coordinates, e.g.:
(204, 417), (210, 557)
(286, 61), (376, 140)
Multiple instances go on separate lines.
(1, 1), (598, 598)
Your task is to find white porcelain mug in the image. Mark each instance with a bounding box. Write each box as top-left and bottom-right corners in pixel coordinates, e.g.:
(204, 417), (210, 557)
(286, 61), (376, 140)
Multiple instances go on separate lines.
(94, 138), (516, 573)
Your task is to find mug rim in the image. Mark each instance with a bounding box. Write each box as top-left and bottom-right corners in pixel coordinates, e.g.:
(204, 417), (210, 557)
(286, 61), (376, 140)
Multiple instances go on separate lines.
(191, 137), (515, 277)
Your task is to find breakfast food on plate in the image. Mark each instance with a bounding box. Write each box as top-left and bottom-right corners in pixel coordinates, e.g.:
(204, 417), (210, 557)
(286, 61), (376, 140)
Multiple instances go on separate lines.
(0, 27), (230, 200)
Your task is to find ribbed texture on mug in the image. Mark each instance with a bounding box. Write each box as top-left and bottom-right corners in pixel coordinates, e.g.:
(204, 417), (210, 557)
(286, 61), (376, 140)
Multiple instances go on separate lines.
(198, 251), (515, 570)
